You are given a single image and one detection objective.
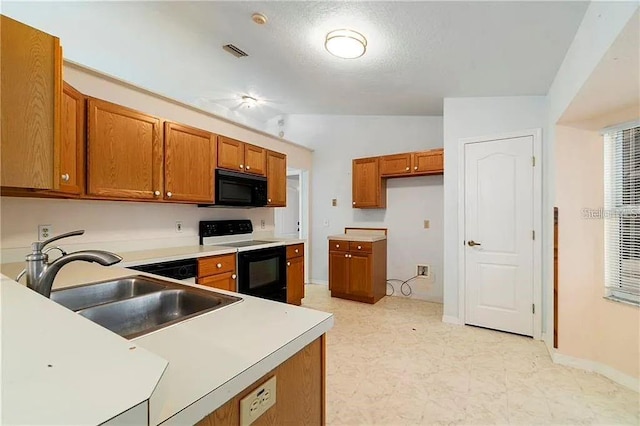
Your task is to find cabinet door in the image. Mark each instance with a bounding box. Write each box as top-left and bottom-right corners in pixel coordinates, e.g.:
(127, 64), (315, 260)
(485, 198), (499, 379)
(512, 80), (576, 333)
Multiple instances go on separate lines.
(380, 153), (412, 177)
(164, 122), (216, 203)
(287, 255), (305, 305)
(244, 143), (266, 175)
(266, 150), (287, 206)
(1, 15), (62, 189)
(87, 99), (162, 199)
(217, 136), (245, 172)
(352, 157), (385, 208)
(58, 82), (85, 195)
(412, 149), (444, 174)
(329, 251), (350, 294)
(198, 272), (237, 292)
(349, 253), (372, 297)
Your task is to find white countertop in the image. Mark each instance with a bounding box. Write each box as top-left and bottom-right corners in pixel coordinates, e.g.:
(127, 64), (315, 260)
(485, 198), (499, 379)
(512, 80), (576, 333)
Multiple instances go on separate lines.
(328, 233), (387, 242)
(1, 239), (332, 425)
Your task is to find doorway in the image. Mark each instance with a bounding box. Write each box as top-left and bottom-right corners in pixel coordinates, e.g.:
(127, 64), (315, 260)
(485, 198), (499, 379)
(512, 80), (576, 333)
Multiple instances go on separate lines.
(458, 129), (542, 338)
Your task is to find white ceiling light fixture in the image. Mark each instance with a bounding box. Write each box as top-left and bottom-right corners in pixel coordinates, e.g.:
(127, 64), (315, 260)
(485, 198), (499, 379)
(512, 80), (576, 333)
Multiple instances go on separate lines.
(241, 95), (259, 108)
(325, 29), (367, 59)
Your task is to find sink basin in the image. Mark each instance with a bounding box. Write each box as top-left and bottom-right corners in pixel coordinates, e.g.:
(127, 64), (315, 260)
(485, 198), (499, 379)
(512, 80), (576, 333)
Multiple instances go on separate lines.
(78, 289), (234, 339)
(51, 276), (167, 311)
(50, 275), (242, 339)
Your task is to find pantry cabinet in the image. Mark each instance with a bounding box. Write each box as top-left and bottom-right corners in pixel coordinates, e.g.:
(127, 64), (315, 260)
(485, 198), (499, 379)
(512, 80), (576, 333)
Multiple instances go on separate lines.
(328, 238), (387, 304)
(352, 157), (386, 208)
(266, 150), (287, 207)
(164, 122), (216, 203)
(1, 15), (62, 190)
(197, 253), (237, 292)
(58, 83), (85, 195)
(87, 98), (162, 200)
(286, 244), (305, 305)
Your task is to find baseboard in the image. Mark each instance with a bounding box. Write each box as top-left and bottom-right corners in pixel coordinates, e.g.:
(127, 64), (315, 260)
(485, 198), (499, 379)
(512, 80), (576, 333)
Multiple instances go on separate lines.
(551, 350), (639, 392)
(442, 315), (462, 325)
(307, 279), (328, 286)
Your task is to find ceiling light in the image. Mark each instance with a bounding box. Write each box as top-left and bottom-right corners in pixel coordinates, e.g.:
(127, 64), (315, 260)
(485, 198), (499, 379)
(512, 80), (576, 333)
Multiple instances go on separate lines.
(252, 13), (268, 25)
(325, 29), (367, 59)
(241, 95), (259, 108)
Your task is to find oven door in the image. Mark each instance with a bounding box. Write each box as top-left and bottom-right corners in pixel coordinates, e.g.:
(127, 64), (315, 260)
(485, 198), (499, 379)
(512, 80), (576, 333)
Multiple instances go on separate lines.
(237, 246), (287, 302)
(215, 169), (267, 207)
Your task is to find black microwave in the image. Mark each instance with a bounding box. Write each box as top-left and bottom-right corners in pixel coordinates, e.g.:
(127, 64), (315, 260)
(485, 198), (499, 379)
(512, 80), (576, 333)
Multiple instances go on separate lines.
(207, 169), (268, 207)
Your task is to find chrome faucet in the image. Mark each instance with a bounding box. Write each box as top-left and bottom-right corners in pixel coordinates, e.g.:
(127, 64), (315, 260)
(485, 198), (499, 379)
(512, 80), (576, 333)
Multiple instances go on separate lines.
(17, 230), (122, 298)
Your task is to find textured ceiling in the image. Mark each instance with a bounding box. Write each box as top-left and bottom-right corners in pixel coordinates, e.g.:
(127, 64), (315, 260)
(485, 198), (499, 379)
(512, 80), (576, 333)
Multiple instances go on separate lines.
(5, 1), (589, 122)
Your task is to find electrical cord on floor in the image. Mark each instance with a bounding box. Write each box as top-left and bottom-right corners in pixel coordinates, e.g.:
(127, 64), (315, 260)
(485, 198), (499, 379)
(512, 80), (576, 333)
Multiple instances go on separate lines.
(386, 275), (420, 297)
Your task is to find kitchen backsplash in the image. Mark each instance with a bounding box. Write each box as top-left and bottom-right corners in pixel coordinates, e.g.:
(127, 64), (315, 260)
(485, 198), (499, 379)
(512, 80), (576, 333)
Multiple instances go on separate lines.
(0, 197), (275, 263)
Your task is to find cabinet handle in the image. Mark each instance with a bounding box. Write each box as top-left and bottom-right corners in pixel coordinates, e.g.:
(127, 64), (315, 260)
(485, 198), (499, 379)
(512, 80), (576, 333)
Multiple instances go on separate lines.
(239, 164), (244, 169)
(154, 190), (161, 196)
(344, 254), (348, 258)
(217, 263), (222, 268)
(352, 201), (356, 206)
(167, 192), (173, 198)
(232, 274), (237, 279)
(61, 173), (70, 182)
(287, 261), (291, 267)
(358, 245), (362, 250)
(268, 198), (272, 203)
(295, 249), (299, 253)
(405, 167), (409, 171)
(414, 166), (418, 170)
(336, 244), (340, 248)
(246, 166), (251, 170)
(348, 254), (352, 258)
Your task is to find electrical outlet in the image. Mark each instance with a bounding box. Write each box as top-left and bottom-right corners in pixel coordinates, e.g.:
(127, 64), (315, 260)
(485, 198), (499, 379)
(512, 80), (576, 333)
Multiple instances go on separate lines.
(38, 224), (53, 241)
(175, 221), (183, 233)
(260, 219), (265, 229)
(417, 264), (431, 278)
(332, 198), (337, 207)
(240, 376), (276, 426)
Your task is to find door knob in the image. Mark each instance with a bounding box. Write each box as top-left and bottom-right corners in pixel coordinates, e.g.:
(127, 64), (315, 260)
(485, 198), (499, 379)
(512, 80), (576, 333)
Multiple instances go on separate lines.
(467, 240), (482, 247)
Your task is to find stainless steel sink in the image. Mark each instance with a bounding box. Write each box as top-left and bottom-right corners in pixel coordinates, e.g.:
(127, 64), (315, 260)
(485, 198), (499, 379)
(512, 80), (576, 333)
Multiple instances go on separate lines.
(51, 276), (168, 311)
(51, 275), (242, 339)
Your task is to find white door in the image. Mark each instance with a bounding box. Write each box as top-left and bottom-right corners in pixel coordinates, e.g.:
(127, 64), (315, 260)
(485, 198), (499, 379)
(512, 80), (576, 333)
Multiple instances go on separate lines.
(464, 135), (534, 336)
(275, 177), (300, 239)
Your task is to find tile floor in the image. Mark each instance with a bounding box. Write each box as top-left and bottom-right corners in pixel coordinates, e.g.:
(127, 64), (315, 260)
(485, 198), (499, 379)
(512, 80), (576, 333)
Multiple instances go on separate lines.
(302, 284), (640, 425)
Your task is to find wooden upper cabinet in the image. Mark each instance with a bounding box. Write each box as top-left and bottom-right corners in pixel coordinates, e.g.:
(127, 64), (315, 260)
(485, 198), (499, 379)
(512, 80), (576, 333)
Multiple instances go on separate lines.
(87, 98), (162, 200)
(266, 150), (287, 207)
(352, 157), (385, 208)
(413, 149), (444, 174)
(58, 83), (85, 195)
(1, 15), (62, 189)
(380, 153), (412, 177)
(244, 144), (266, 175)
(217, 136), (245, 172)
(164, 122), (216, 203)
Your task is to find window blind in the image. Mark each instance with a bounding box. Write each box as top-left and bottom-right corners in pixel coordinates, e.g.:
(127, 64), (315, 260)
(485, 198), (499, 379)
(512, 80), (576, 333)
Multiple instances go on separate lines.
(604, 125), (640, 305)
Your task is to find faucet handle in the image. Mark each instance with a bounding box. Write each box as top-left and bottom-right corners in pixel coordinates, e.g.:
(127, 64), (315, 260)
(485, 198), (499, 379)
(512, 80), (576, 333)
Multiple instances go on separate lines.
(32, 230), (85, 254)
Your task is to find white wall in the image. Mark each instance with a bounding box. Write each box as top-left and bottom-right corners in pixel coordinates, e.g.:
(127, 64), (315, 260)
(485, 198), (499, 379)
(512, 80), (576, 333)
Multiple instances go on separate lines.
(284, 115), (444, 302)
(442, 96), (547, 318)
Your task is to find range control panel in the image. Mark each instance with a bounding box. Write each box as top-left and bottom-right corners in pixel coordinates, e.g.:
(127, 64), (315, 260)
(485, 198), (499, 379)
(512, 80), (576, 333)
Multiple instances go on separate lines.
(199, 220), (254, 239)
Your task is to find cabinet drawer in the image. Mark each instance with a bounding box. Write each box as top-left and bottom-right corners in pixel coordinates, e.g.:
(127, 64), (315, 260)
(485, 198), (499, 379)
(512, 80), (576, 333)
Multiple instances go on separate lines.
(287, 243), (304, 259)
(198, 253), (236, 277)
(349, 241), (372, 253)
(329, 240), (349, 252)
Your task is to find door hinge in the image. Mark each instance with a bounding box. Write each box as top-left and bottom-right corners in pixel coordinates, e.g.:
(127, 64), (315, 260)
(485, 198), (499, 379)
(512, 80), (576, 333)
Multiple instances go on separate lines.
(532, 156), (536, 167)
(532, 304), (535, 314)
(532, 230), (535, 240)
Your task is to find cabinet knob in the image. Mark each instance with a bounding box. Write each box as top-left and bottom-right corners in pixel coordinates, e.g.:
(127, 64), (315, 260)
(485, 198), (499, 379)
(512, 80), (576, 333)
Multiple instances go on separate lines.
(358, 245), (362, 250)
(268, 198), (272, 203)
(154, 190), (161, 196)
(344, 254), (348, 258)
(246, 166), (251, 170)
(287, 261), (291, 267)
(405, 167), (409, 171)
(414, 166), (418, 170)
(336, 244), (340, 248)
(217, 263), (222, 268)
(239, 164), (244, 169)
(231, 274), (237, 280)
(352, 201), (356, 205)
(295, 249), (299, 253)
(61, 173), (70, 182)
(348, 254), (352, 258)
(167, 192), (173, 198)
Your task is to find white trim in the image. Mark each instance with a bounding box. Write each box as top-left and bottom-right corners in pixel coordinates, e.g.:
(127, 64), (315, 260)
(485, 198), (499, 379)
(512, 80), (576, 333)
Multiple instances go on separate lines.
(600, 120), (640, 135)
(551, 350), (640, 392)
(442, 315), (463, 325)
(457, 129), (543, 340)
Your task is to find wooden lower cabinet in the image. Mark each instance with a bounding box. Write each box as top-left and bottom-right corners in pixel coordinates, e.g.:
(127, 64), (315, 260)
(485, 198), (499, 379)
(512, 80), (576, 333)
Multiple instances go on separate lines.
(329, 239), (387, 304)
(197, 335), (325, 426)
(197, 253), (237, 292)
(286, 244), (305, 305)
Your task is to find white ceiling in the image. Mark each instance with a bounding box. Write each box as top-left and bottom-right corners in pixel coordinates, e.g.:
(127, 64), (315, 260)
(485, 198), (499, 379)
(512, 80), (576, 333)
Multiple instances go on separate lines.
(5, 1), (589, 122)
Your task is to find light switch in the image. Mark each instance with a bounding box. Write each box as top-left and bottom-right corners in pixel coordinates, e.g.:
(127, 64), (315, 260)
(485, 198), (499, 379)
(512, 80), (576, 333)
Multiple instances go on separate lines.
(424, 220), (430, 229)
(332, 198), (337, 207)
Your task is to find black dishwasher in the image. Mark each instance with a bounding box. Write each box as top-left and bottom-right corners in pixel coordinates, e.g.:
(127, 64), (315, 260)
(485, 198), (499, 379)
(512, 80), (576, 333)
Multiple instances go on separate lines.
(129, 258), (198, 282)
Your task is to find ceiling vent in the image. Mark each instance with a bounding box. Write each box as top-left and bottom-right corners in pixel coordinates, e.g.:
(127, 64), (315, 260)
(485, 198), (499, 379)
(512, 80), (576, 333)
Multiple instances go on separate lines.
(223, 44), (248, 58)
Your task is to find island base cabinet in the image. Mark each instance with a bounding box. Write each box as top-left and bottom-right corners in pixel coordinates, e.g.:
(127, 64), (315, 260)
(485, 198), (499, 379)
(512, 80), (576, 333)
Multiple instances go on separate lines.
(196, 335), (325, 426)
(329, 239), (387, 304)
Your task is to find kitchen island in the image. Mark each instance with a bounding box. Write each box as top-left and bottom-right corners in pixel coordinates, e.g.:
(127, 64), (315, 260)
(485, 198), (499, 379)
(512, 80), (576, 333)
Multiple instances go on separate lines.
(1, 244), (332, 425)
